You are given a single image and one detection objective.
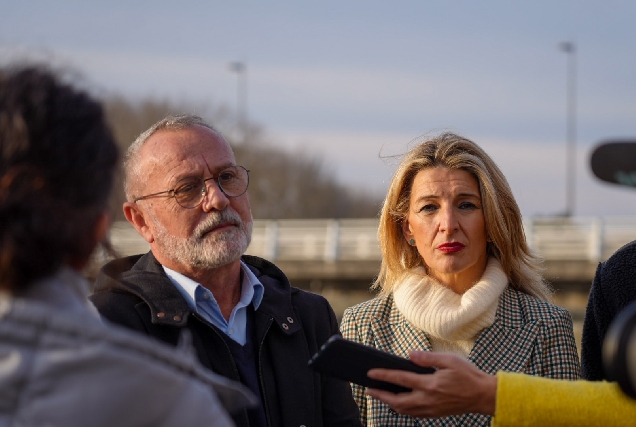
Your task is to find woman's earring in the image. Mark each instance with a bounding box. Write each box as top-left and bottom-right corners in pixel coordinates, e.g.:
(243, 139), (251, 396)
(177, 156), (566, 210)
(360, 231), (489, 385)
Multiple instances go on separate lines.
(409, 239), (416, 246)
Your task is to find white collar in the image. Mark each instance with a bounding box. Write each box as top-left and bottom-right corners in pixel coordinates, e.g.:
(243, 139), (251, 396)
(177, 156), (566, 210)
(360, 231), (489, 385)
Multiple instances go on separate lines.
(393, 258), (508, 341)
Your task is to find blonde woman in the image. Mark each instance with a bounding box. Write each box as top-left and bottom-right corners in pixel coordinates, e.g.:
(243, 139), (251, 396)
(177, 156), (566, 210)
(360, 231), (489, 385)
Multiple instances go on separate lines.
(341, 132), (580, 426)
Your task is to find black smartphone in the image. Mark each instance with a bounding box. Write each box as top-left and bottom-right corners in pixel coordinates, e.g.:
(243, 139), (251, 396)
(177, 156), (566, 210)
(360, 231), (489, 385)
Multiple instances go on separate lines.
(308, 335), (435, 393)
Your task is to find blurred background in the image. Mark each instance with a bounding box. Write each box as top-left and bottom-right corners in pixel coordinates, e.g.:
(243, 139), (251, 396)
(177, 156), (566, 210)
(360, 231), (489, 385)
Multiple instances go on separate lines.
(3, 1), (636, 351)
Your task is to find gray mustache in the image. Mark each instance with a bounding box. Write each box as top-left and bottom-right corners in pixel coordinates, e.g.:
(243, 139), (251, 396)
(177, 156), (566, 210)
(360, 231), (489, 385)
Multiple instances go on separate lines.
(195, 209), (242, 238)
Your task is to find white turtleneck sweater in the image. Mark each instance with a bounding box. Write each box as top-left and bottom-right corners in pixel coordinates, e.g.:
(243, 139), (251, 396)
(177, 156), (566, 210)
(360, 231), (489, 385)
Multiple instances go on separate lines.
(392, 257), (508, 357)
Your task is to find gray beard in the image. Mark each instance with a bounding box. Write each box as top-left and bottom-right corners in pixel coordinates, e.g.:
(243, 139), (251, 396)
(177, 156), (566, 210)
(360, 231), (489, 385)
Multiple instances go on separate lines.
(151, 208), (252, 270)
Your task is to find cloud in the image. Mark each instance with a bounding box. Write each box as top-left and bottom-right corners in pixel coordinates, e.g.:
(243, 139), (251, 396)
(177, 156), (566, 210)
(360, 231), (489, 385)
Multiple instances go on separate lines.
(2, 41), (635, 217)
(272, 129), (636, 217)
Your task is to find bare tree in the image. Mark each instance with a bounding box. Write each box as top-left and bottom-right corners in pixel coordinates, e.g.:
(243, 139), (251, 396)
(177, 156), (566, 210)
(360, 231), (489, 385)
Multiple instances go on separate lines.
(102, 96), (382, 220)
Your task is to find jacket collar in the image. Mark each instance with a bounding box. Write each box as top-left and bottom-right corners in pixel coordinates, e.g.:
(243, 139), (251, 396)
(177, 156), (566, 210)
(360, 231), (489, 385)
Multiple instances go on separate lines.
(370, 294), (434, 358)
(95, 251), (301, 336)
(242, 256), (302, 335)
(468, 286), (542, 373)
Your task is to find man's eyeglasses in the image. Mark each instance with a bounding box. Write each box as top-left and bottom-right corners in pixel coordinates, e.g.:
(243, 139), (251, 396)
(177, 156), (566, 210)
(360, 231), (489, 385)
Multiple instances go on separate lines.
(133, 165), (250, 209)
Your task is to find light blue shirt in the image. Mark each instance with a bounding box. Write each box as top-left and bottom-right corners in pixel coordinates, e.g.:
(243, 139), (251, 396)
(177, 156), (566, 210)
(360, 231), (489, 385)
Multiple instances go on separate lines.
(163, 262), (264, 345)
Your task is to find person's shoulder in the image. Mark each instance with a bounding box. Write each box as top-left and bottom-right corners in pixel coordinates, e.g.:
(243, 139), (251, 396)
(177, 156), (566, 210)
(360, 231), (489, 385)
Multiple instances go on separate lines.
(342, 294), (392, 321)
(241, 254), (294, 291)
(2, 297), (147, 358)
(504, 287), (571, 322)
(19, 299), (224, 386)
(590, 240), (636, 311)
(90, 255), (157, 327)
(289, 286), (332, 309)
(242, 254), (286, 279)
(340, 295), (391, 344)
(93, 252), (160, 293)
(5, 300), (251, 420)
(90, 283), (145, 313)
(243, 255), (336, 307)
(606, 239), (636, 262)
(91, 251), (172, 307)
(597, 239), (636, 278)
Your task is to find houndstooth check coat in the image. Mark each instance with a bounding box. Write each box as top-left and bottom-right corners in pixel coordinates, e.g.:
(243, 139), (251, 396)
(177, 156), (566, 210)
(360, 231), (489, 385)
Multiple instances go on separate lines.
(340, 286), (581, 427)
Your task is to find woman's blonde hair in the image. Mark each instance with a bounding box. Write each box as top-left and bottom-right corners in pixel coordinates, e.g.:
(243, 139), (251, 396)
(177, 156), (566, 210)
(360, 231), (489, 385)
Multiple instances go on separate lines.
(375, 132), (551, 301)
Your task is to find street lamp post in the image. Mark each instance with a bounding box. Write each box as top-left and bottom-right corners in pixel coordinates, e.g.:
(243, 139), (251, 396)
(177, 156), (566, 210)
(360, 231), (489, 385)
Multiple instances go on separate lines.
(229, 61), (248, 144)
(559, 42), (577, 217)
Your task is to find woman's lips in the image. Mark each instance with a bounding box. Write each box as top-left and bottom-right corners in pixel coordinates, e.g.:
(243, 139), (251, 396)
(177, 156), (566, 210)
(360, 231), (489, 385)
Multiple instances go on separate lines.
(437, 242), (465, 253)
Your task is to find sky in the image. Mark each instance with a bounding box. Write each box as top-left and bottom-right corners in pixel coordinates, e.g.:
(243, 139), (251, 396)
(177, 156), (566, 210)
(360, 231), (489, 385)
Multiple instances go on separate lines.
(2, 1), (636, 218)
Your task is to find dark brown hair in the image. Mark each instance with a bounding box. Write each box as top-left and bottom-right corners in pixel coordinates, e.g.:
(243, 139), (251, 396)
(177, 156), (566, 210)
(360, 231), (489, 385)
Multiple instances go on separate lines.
(0, 65), (119, 290)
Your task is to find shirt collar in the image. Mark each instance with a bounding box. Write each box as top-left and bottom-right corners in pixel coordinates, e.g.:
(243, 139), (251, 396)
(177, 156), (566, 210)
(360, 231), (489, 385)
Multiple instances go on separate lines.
(240, 261), (264, 309)
(163, 261), (263, 311)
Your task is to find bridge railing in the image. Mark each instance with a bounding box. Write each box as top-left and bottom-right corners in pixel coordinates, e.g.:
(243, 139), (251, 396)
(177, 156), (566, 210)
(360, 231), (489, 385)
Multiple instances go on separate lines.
(525, 216), (636, 262)
(109, 216), (636, 264)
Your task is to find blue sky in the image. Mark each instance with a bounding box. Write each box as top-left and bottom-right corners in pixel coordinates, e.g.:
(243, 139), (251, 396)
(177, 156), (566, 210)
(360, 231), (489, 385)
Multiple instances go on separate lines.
(2, 1), (636, 217)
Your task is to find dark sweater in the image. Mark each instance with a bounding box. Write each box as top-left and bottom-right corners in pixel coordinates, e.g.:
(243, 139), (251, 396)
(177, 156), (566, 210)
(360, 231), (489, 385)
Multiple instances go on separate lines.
(581, 240), (636, 380)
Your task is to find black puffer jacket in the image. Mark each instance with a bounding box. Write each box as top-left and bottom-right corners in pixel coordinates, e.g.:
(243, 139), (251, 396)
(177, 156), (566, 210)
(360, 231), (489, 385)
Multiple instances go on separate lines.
(581, 240), (636, 380)
(91, 251), (361, 427)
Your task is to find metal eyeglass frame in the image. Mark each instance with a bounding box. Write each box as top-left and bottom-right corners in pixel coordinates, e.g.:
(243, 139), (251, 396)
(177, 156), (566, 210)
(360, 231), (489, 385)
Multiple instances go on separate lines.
(132, 165), (250, 209)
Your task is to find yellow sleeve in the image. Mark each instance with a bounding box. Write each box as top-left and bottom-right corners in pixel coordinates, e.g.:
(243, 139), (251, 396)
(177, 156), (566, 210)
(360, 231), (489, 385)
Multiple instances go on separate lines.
(492, 371), (636, 427)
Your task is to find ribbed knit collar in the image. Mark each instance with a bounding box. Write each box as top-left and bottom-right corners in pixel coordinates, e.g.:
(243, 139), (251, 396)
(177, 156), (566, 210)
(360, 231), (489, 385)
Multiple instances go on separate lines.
(393, 257), (508, 342)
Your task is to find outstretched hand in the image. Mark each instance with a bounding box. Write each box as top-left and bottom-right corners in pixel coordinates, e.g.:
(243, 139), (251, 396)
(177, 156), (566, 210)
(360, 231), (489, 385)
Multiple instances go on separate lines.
(365, 351), (497, 418)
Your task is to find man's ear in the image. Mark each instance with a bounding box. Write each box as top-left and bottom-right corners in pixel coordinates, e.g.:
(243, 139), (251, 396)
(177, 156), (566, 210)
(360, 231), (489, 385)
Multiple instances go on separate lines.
(123, 201), (155, 244)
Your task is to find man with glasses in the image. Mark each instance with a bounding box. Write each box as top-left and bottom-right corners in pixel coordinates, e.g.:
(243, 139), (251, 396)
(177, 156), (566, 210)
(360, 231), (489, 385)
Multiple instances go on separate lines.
(90, 115), (360, 427)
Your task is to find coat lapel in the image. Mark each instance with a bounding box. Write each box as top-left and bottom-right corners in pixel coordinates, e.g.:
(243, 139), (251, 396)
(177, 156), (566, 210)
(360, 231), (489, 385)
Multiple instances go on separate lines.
(371, 299), (433, 358)
(468, 287), (540, 374)
(361, 288), (545, 427)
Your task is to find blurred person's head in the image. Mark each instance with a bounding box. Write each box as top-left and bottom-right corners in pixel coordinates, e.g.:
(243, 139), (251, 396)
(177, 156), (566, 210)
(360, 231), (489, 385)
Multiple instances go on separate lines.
(0, 65), (119, 291)
(122, 115), (252, 276)
(376, 132), (550, 300)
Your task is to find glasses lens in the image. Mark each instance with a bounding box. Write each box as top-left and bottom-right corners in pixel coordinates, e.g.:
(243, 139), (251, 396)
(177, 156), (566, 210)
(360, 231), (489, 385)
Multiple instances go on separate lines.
(218, 166), (249, 197)
(173, 178), (205, 208)
(173, 166), (250, 208)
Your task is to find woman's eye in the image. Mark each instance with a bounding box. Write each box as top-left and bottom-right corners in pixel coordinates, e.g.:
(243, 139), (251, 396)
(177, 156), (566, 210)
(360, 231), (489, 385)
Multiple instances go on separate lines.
(419, 204), (437, 213)
(459, 201), (478, 210)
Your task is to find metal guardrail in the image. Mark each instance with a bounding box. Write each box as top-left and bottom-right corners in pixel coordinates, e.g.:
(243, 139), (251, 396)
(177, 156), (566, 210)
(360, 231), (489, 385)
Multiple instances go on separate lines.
(527, 216), (636, 262)
(109, 216), (636, 264)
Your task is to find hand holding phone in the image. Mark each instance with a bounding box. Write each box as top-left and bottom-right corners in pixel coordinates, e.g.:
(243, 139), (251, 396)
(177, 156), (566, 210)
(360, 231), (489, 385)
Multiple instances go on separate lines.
(308, 335), (435, 393)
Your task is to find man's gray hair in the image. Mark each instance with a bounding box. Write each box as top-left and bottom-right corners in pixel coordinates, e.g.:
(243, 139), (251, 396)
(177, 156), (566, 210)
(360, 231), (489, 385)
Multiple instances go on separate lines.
(124, 114), (220, 200)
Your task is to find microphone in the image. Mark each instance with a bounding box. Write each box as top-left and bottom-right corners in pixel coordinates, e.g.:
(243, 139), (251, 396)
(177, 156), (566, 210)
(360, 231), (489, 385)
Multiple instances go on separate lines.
(590, 140), (636, 188)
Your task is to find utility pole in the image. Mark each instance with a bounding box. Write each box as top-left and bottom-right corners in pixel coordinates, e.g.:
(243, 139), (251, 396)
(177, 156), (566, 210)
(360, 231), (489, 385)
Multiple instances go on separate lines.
(229, 61), (247, 144)
(559, 42), (577, 217)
